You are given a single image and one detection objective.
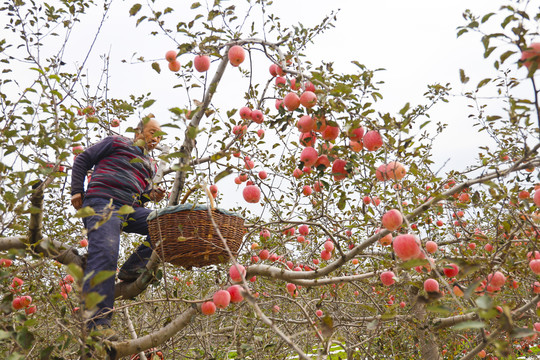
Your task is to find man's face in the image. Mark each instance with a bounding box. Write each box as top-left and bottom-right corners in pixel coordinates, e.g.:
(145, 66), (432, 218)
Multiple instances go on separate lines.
(136, 119), (162, 151)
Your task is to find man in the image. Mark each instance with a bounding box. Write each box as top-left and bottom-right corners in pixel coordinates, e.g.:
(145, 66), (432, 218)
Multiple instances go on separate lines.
(71, 116), (165, 333)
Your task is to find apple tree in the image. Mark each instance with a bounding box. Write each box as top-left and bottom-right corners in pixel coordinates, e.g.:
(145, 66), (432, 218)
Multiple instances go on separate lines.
(0, 0), (539, 359)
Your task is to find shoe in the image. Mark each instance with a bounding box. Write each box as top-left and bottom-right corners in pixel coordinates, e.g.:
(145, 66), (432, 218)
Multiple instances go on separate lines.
(117, 269), (141, 282)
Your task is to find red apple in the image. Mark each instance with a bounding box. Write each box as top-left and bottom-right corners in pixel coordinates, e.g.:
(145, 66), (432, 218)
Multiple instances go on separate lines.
(0, 258), (12, 267)
(321, 250), (332, 261)
(424, 278), (439, 293)
(534, 190), (540, 207)
(251, 109), (264, 124)
(323, 240), (334, 252)
(275, 76), (286, 87)
(259, 249), (269, 260)
(298, 225), (309, 236)
(213, 289), (231, 309)
(168, 60), (181, 72)
(283, 92), (300, 111)
(111, 118), (120, 127)
(239, 106), (252, 120)
(315, 155), (330, 169)
(331, 159), (348, 181)
(321, 125), (339, 141)
(201, 301), (216, 315)
(80, 239), (88, 247)
(165, 50), (177, 62)
(227, 285), (244, 303)
(258, 171), (267, 180)
(228, 45), (245, 67)
(243, 185), (261, 203)
(25, 305), (37, 315)
(393, 234), (421, 261)
(385, 161), (407, 180)
(363, 130), (383, 151)
(297, 115), (314, 133)
(382, 209), (403, 231)
(12, 297), (24, 310)
(299, 91), (317, 108)
(229, 264), (246, 283)
(193, 55), (210, 72)
(520, 42), (540, 70)
(443, 263), (459, 277)
(487, 271), (506, 288)
(299, 131), (317, 147)
(425, 241), (438, 254)
(300, 147), (318, 167)
(315, 309), (323, 317)
(380, 271), (396, 286)
(348, 127), (364, 141)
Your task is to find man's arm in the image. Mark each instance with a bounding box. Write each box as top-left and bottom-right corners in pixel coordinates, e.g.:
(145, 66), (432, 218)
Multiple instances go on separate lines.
(70, 137), (116, 210)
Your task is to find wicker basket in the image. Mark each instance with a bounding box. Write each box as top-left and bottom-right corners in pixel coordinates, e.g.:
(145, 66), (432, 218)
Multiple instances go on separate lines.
(147, 204), (245, 269)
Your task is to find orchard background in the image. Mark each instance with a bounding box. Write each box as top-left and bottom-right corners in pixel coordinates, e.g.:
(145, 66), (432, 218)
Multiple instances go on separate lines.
(1, 0), (540, 359)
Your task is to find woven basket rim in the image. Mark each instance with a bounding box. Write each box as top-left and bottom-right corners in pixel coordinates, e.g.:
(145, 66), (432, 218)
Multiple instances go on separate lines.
(147, 203), (242, 222)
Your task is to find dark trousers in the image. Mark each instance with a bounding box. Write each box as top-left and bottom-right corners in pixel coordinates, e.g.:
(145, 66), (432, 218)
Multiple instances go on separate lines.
(82, 197), (153, 328)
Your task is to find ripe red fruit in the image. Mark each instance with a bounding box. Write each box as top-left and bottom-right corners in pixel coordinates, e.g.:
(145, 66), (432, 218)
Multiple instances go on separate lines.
(269, 64), (281, 77)
(321, 250), (332, 261)
(168, 60), (181, 72)
(0, 258), (12, 267)
(530, 259), (540, 274)
(331, 159), (348, 181)
(487, 271), (506, 288)
(424, 278), (439, 293)
(321, 125), (339, 141)
(243, 185), (261, 203)
(363, 130), (383, 151)
(12, 297), (24, 310)
(534, 190), (540, 207)
(229, 264), (246, 283)
(299, 131), (317, 147)
(299, 91), (317, 108)
(72, 145), (84, 155)
(348, 127), (364, 141)
(392, 234), (421, 261)
(297, 115), (314, 133)
(19, 295), (32, 307)
(443, 263), (459, 277)
(258, 171), (267, 180)
(213, 289), (231, 309)
(315, 309), (323, 317)
(239, 106), (252, 120)
(375, 164), (388, 181)
(382, 209), (403, 231)
(520, 42), (540, 70)
(315, 155), (330, 170)
(165, 50), (177, 62)
(275, 76), (286, 87)
(251, 109), (264, 124)
(227, 285), (244, 303)
(11, 277), (24, 291)
(385, 161), (407, 181)
(324, 240), (334, 252)
(425, 241), (438, 254)
(80, 239), (88, 247)
(302, 185), (312, 196)
(228, 45), (245, 67)
(283, 92), (300, 111)
(380, 271), (396, 286)
(25, 305), (37, 315)
(259, 249), (269, 260)
(201, 301), (216, 315)
(111, 118), (120, 127)
(193, 55), (210, 72)
(298, 225), (309, 236)
(290, 78), (301, 91)
(300, 147), (318, 167)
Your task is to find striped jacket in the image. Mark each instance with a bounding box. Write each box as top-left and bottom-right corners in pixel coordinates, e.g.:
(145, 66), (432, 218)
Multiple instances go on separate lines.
(71, 136), (156, 206)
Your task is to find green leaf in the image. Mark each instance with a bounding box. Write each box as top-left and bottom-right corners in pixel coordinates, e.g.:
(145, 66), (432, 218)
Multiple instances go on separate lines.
(451, 321), (484, 330)
(129, 4), (142, 16)
(142, 99), (155, 109)
(90, 270), (116, 288)
(476, 295), (492, 310)
(85, 292), (106, 310)
(511, 327), (535, 338)
(477, 78), (491, 88)
(117, 205), (135, 215)
(151, 62), (161, 74)
(214, 167), (233, 183)
(75, 206), (95, 218)
(67, 263), (83, 282)
(0, 330), (11, 340)
(16, 327), (34, 349)
(191, 2), (201, 9)
(459, 69), (469, 84)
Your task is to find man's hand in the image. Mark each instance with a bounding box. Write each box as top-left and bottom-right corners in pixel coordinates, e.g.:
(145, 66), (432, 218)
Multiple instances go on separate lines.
(149, 187), (166, 202)
(71, 193), (83, 210)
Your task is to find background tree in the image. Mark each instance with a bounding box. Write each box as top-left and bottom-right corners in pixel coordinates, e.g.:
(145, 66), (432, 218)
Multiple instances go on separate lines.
(0, 0), (539, 359)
